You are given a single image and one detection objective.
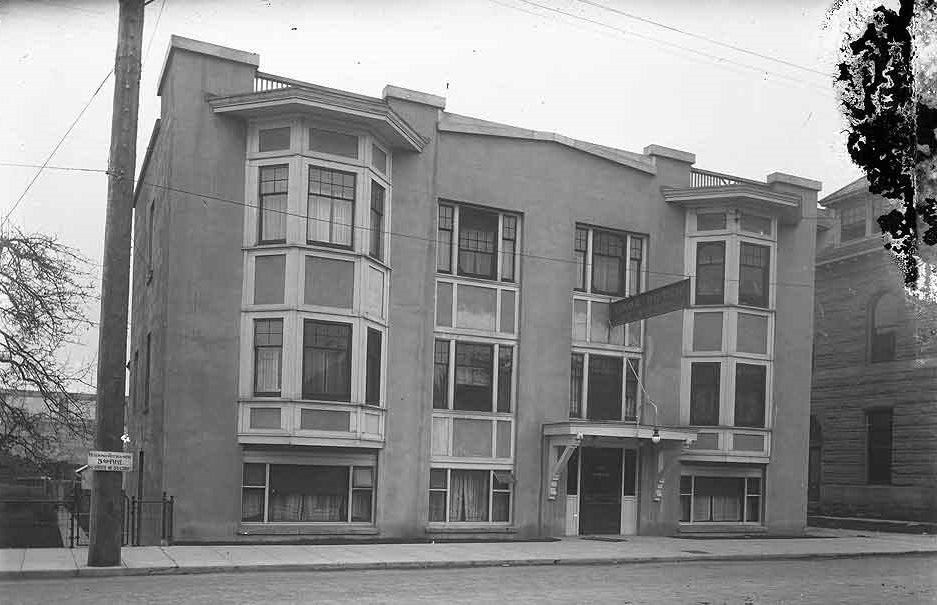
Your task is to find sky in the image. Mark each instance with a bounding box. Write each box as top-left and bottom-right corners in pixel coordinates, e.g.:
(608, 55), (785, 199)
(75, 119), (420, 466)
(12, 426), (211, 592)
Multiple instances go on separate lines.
(0, 0), (885, 370)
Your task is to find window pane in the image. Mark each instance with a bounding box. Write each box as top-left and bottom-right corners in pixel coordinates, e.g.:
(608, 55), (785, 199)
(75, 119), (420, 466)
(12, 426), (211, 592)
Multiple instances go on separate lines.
(501, 215), (517, 282)
(871, 293), (900, 363)
(371, 144), (387, 173)
(458, 207), (498, 280)
(365, 329), (381, 405)
(570, 354), (584, 418)
(452, 418), (492, 457)
(302, 321), (352, 400)
(437, 283), (453, 330)
(449, 470), (489, 522)
(243, 463), (266, 487)
(254, 255), (286, 305)
(497, 346), (513, 413)
(587, 355), (623, 421)
(697, 212), (726, 231)
(456, 285), (497, 331)
(254, 319), (282, 396)
(259, 127), (290, 152)
(740, 214), (771, 236)
(241, 488), (265, 522)
(737, 313), (768, 354)
(492, 491), (510, 522)
(739, 243), (770, 307)
(690, 362), (720, 425)
(572, 299), (588, 342)
(304, 256), (354, 308)
(592, 231), (625, 295)
(840, 204), (866, 241)
(629, 237), (643, 295)
(430, 468), (448, 490)
(500, 290), (516, 333)
(574, 227), (588, 291)
(309, 129), (358, 158)
(433, 340), (450, 409)
(366, 266), (385, 319)
(734, 364), (766, 428)
(307, 167), (356, 247)
(692, 312), (723, 351)
(259, 166), (288, 243)
(268, 465), (349, 522)
(299, 409), (350, 431)
(249, 408), (281, 429)
(623, 450), (637, 496)
(454, 343), (493, 411)
(693, 477), (744, 522)
(370, 182), (385, 260)
(496, 420), (512, 458)
(351, 489), (372, 522)
(695, 242), (725, 305)
(590, 301), (624, 344)
(624, 359), (639, 421)
(437, 205), (454, 273)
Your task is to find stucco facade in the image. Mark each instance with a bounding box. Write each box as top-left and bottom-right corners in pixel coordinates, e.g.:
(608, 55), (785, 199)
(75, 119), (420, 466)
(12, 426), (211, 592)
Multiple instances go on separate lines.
(811, 179), (937, 522)
(127, 36), (820, 544)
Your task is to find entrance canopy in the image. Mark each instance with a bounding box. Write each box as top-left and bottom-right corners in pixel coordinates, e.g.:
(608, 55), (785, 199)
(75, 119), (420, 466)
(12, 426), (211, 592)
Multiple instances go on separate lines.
(544, 421), (697, 447)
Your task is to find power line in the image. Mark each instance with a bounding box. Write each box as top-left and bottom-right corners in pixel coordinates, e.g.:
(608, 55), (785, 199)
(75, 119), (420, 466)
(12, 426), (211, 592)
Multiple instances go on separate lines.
(576, 0), (829, 78)
(0, 162), (110, 174)
(499, 0), (834, 94)
(1, 69), (114, 230)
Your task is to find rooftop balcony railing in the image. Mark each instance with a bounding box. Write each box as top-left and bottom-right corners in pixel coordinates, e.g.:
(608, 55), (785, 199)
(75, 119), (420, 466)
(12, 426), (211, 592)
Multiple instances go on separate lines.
(690, 168), (759, 188)
(253, 71), (293, 93)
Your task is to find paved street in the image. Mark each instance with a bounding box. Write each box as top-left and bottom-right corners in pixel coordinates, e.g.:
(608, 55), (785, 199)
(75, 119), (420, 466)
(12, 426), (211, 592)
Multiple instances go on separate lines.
(4, 555), (936, 604)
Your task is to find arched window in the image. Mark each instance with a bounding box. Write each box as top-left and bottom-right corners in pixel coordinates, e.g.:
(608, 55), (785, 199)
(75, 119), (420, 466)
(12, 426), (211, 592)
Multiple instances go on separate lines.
(869, 292), (900, 363)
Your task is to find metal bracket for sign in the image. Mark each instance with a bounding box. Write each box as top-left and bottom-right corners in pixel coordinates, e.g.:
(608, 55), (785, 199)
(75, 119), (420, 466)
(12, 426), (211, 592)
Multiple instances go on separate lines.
(547, 435), (583, 500)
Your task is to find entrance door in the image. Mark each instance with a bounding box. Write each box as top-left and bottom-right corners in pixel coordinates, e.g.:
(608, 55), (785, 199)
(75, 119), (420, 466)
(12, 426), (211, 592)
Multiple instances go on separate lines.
(578, 447), (622, 535)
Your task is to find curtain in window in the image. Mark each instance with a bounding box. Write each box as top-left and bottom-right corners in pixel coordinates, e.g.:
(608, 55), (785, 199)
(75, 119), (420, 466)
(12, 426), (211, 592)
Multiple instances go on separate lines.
(308, 195), (331, 242)
(592, 232), (624, 294)
(458, 208), (498, 279)
(254, 348), (281, 393)
(303, 322), (351, 400)
(449, 470), (489, 522)
(261, 193), (287, 241)
(268, 465), (349, 522)
(241, 489), (264, 522)
(693, 477), (744, 522)
(332, 199), (353, 246)
(454, 343), (493, 411)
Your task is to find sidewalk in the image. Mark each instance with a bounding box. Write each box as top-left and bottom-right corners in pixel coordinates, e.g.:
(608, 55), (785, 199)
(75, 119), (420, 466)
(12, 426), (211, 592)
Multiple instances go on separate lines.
(2, 528), (936, 581)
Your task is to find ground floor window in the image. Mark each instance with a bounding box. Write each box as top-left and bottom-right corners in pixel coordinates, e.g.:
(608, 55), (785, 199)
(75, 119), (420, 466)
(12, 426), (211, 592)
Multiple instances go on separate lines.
(241, 463), (373, 523)
(428, 468), (512, 523)
(679, 475), (761, 523)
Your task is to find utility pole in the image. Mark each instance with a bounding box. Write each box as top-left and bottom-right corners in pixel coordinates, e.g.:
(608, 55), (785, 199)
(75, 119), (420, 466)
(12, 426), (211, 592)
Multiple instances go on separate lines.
(88, 0), (144, 567)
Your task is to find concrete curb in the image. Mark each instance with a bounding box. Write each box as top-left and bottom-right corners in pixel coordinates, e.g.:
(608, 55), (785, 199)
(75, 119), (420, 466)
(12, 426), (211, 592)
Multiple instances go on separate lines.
(3, 549), (936, 581)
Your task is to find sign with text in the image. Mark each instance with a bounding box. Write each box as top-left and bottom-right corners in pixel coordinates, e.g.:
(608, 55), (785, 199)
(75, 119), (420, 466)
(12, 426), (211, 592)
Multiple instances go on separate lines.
(88, 450), (133, 472)
(609, 278), (691, 326)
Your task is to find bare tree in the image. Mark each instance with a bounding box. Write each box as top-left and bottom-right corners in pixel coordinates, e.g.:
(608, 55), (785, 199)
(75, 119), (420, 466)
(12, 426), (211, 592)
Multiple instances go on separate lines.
(0, 228), (95, 471)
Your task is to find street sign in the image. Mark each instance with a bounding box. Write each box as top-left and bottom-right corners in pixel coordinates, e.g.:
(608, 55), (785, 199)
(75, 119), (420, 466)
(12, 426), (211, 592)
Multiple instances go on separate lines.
(88, 450), (133, 472)
(609, 278), (691, 326)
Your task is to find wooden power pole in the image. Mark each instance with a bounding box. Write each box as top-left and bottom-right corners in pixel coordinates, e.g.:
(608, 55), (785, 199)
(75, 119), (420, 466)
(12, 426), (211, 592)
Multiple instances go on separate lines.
(88, 0), (144, 567)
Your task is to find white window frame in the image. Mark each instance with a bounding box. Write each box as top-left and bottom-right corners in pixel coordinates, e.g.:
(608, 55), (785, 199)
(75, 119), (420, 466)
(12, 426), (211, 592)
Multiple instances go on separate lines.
(432, 337), (516, 415)
(573, 225), (646, 297)
(679, 471), (763, 525)
(427, 467), (513, 525)
(437, 202), (522, 284)
(435, 279), (520, 337)
(569, 349), (643, 422)
(679, 357), (773, 429)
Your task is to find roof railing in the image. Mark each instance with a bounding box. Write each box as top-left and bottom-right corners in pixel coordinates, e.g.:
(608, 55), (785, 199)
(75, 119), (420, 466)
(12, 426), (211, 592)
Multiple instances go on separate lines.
(690, 168), (760, 188)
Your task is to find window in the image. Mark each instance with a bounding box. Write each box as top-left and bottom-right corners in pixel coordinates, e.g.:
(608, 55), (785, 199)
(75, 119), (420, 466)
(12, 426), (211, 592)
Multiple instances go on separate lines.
(302, 320), (352, 401)
(304, 256), (354, 309)
(241, 463), (373, 523)
(569, 353), (639, 421)
(697, 212), (727, 231)
(371, 144), (387, 174)
(629, 237), (643, 295)
(692, 312), (723, 351)
(259, 127), (290, 152)
(680, 475), (761, 523)
(143, 333), (151, 413)
(434, 340), (513, 413)
(370, 181), (385, 260)
(740, 213), (772, 236)
(308, 129), (358, 158)
(307, 166), (355, 248)
(365, 328), (381, 406)
(840, 204), (866, 241)
(574, 227), (588, 291)
(867, 409), (893, 484)
(258, 165), (288, 244)
(147, 201), (155, 276)
(254, 319), (283, 397)
(591, 230), (626, 296)
(254, 255), (286, 305)
(437, 205), (454, 273)
(458, 206), (498, 280)
(428, 468), (511, 523)
(437, 203), (519, 283)
(695, 242), (725, 305)
(870, 292), (900, 363)
(689, 362), (720, 425)
(734, 364), (766, 428)
(739, 243), (770, 307)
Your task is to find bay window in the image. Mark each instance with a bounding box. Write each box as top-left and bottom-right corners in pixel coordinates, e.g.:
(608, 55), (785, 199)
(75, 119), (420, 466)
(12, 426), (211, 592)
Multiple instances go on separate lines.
(370, 181), (385, 260)
(428, 468), (511, 523)
(253, 319), (283, 397)
(241, 462), (373, 524)
(307, 166), (355, 248)
(302, 320), (352, 401)
(365, 328), (381, 406)
(258, 165), (288, 244)
(433, 339), (514, 413)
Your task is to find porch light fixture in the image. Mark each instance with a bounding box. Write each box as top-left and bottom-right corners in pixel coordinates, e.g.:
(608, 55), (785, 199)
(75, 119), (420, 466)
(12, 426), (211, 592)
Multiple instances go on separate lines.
(651, 428), (661, 444)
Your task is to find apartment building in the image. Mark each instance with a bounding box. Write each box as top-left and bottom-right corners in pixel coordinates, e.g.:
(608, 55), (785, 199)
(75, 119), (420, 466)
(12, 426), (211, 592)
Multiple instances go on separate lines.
(126, 36), (820, 543)
(811, 178), (937, 522)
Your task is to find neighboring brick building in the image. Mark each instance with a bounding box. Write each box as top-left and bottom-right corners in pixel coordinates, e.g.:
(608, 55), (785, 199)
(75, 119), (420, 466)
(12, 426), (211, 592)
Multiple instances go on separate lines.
(126, 36), (821, 544)
(811, 177), (937, 522)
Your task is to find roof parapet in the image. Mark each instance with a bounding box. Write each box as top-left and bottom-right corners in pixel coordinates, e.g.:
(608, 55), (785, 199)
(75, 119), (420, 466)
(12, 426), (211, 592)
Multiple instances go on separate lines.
(643, 144), (696, 165)
(383, 85), (446, 109)
(766, 172), (822, 191)
(158, 35), (260, 97)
